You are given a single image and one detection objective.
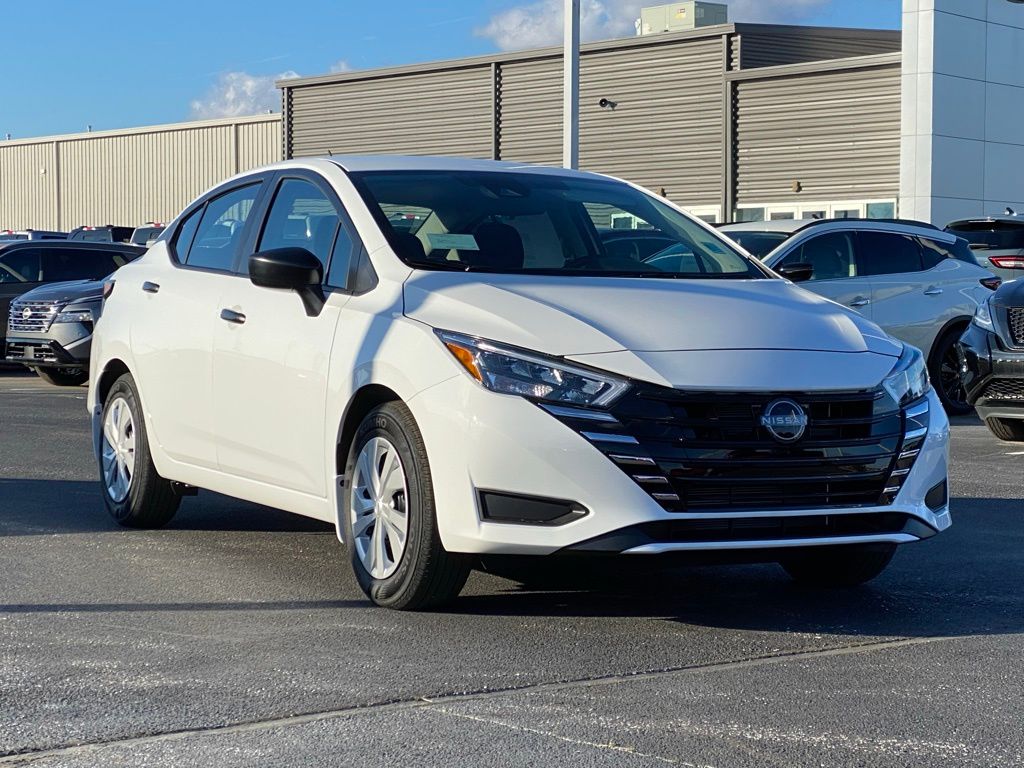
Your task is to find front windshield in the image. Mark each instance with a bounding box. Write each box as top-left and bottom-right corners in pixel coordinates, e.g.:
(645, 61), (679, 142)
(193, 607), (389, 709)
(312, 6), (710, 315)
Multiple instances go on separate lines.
(351, 170), (766, 279)
(721, 231), (791, 259)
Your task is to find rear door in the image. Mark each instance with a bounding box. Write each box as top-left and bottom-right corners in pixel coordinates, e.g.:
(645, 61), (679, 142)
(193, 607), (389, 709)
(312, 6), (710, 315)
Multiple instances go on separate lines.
(0, 247), (44, 343)
(775, 231), (872, 316)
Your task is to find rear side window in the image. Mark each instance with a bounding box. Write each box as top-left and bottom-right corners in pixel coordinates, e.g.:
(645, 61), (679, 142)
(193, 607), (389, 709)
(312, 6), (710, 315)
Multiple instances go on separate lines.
(40, 249), (124, 281)
(258, 178), (339, 272)
(919, 237), (979, 268)
(857, 232), (923, 276)
(946, 221), (1024, 250)
(0, 248), (42, 283)
(784, 232), (857, 281)
(184, 184), (261, 271)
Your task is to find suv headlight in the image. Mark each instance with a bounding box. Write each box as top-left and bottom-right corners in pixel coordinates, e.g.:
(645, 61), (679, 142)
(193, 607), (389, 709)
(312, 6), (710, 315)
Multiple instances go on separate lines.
(883, 344), (930, 408)
(53, 307), (94, 324)
(972, 297), (995, 331)
(437, 330), (630, 407)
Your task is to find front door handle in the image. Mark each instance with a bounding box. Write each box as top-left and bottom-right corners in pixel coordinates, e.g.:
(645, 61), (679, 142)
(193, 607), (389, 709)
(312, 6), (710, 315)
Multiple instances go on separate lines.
(219, 308), (246, 325)
(850, 296), (871, 308)
(142, 281), (160, 294)
(924, 287), (944, 296)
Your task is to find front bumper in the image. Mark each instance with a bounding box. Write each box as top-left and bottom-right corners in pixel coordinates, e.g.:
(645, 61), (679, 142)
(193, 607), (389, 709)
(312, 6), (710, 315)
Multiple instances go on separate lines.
(409, 376), (950, 557)
(4, 325), (93, 369)
(960, 322), (1024, 421)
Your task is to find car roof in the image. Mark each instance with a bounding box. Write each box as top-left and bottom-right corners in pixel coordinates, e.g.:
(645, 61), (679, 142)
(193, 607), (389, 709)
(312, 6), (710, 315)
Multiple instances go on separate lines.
(719, 220), (813, 233)
(721, 218), (952, 241)
(320, 154), (602, 180)
(0, 240), (144, 253)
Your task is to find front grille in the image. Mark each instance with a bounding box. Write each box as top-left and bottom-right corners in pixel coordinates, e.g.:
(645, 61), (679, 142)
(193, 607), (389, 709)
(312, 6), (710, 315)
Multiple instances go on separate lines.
(1008, 307), (1024, 347)
(980, 378), (1024, 401)
(8, 300), (59, 333)
(5, 341), (57, 363)
(547, 386), (916, 513)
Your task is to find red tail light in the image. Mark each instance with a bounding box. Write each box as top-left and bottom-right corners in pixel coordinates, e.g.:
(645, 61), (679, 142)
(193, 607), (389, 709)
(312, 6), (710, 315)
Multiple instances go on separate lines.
(102, 279), (115, 299)
(989, 256), (1024, 270)
(980, 277), (1003, 291)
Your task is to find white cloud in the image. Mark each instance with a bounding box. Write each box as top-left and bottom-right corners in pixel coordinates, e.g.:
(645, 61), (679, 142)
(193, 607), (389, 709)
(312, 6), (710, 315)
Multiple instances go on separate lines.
(329, 59), (352, 74)
(477, 0), (833, 51)
(190, 70), (300, 119)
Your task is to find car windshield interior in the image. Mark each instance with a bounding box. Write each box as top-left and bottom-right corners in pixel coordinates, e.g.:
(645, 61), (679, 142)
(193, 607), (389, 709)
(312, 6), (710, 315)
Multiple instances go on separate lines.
(351, 171), (765, 279)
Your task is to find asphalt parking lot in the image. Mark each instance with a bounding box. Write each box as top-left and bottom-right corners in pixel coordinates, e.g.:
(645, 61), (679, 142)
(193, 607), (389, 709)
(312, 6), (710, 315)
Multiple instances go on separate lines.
(1, 369), (1022, 767)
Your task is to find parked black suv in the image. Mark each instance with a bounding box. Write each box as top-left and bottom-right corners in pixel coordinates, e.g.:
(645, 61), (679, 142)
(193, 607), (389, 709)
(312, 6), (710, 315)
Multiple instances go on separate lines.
(2, 241), (144, 382)
(960, 279), (1024, 441)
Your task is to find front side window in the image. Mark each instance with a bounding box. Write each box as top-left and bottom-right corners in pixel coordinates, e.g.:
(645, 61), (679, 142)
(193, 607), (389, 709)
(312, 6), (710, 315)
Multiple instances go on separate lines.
(186, 184), (261, 271)
(783, 232), (857, 281)
(0, 249), (42, 283)
(352, 171), (765, 279)
(258, 178), (339, 272)
(857, 232), (922, 276)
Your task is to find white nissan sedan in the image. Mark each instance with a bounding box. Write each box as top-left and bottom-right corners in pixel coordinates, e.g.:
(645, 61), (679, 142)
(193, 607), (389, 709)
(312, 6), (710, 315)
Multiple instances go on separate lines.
(87, 157), (950, 610)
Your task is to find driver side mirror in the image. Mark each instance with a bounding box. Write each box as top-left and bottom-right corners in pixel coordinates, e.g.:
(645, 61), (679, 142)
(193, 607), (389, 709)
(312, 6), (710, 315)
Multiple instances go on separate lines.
(777, 262), (814, 283)
(249, 248), (325, 317)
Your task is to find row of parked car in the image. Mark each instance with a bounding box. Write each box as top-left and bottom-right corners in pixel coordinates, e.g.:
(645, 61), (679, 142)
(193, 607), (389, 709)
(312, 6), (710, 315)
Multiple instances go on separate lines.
(0, 223), (165, 246)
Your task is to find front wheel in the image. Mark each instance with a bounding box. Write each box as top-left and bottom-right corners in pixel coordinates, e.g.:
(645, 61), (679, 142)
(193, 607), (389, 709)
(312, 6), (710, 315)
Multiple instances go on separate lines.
(36, 367), (88, 387)
(343, 402), (471, 610)
(779, 544), (896, 587)
(99, 373), (180, 528)
(986, 417), (1024, 442)
(930, 329), (973, 416)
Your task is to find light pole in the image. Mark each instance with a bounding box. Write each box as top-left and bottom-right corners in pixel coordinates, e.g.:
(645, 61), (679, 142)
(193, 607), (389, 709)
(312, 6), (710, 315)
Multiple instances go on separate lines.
(563, 0), (580, 169)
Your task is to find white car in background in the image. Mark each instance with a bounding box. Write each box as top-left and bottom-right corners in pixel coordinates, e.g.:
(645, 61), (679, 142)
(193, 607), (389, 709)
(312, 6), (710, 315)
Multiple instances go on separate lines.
(87, 157), (950, 610)
(719, 219), (1001, 414)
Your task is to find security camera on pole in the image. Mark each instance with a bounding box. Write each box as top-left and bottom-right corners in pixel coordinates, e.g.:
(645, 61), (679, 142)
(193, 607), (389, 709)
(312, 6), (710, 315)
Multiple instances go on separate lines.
(563, 0), (580, 170)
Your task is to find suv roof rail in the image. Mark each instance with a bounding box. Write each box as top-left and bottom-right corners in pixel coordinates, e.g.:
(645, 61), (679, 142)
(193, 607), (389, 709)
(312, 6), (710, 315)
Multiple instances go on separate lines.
(791, 217), (941, 236)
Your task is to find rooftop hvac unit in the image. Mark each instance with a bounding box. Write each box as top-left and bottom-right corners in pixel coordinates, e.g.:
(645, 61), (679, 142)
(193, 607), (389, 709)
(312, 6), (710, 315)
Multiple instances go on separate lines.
(638, 2), (729, 35)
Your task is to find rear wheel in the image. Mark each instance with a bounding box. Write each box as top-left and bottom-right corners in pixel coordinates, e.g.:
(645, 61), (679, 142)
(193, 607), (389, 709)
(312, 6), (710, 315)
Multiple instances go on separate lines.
(344, 402), (471, 610)
(36, 367), (88, 387)
(929, 328), (972, 415)
(780, 544), (896, 587)
(99, 374), (180, 528)
(986, 416), (1024, 442)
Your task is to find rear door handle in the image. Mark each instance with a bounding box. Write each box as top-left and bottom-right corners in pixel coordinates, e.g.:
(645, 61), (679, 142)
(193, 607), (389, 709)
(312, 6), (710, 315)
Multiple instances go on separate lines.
(850, 297), (871, 308)
(142, 281), (160, 294)
(924, 287), (944, 296)
(219, 308), (246, 325)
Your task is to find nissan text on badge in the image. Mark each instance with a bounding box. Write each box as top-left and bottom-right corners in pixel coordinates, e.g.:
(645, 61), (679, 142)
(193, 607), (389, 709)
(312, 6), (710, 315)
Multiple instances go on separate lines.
(86, 156), (952, 610)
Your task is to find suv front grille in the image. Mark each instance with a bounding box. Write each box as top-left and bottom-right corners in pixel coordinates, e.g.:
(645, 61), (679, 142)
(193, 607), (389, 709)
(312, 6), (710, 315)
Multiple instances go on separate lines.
(546, 387), (919, 513)
(980, 379), (1024, 401)
(1008, 307), (1024, 346)
(8, 300), (59, 333)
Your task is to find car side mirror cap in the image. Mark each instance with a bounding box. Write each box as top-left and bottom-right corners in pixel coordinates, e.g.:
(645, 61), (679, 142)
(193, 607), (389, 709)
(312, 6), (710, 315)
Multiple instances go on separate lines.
(248, 248), (325, 316)
(777, 262), (814, 283)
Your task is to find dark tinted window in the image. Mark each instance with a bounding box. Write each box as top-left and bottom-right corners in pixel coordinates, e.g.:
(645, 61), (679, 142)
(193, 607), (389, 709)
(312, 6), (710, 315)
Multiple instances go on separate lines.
(173, 207), (203, 263)
(726, 231), (791, 258)
(186, 184), (261, 271)
(918, 237), (979, 268)
(75, 230), (112, 242)
(783, 232), (857, 281)
(946, 221), (1024, 250)
(258, 179), (339, 272)
(0, 248), (42, 283)
(857, 232), (923, 276)
(326, 225), (356, 289)
(41, 249), (125, 281)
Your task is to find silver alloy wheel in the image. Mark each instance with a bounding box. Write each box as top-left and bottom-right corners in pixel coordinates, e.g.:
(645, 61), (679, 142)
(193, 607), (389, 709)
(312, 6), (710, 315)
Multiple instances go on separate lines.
(350, 437), (410, 579)
(101, 396), (136, 503)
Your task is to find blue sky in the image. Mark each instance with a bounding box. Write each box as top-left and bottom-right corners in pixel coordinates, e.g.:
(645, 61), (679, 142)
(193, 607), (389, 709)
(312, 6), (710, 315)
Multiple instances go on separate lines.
(2, 0), (900, 139)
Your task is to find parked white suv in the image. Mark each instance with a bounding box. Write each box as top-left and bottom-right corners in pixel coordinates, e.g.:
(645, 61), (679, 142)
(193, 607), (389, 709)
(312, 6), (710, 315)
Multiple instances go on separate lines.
(88, 157), (951, 609)
(720, 219), (1000, 414)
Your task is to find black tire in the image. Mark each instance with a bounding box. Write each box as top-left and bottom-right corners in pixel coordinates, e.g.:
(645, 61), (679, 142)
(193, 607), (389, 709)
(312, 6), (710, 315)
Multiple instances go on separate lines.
(99, 373), (180, 528)
(929, 327), (973, 416)
(343, 402), (471, 610)
(36, 367), (88, 387)
(986, 416), (1024, 442)
(779, 544), (896, 587)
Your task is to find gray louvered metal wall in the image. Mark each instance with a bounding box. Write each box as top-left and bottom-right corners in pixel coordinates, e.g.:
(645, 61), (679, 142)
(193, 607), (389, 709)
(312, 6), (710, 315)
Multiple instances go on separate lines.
(733, 56), (902, 205)
(285, 66), (494, 159)
(734, 26), (901, 70)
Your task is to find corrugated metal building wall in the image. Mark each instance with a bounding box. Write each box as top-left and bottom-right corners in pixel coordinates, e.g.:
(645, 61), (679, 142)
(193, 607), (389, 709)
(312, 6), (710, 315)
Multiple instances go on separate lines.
(0, 115), (280, 231)
(281, 23), (902, 220)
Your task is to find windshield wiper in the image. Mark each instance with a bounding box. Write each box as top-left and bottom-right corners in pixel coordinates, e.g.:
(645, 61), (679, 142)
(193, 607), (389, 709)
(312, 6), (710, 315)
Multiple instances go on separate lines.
(403, 259), (492, 273)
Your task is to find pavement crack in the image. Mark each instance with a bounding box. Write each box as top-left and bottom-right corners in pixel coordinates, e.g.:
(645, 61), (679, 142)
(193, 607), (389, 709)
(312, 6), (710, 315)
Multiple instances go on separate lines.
(0, 634), (958, 765)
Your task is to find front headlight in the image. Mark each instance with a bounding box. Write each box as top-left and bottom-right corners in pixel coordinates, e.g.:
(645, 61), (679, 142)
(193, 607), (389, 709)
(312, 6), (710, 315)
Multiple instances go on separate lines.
(53, 308), (94, 324)
(883, 344), (930, 408)
(437, 330), (630, 407)
(972, 297), (995, 331)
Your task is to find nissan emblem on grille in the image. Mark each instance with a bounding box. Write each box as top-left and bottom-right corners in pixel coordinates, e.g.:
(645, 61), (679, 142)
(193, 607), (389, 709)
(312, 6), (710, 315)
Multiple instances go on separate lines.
(760, 398), (809, 443)
(22, 306), (32, 321)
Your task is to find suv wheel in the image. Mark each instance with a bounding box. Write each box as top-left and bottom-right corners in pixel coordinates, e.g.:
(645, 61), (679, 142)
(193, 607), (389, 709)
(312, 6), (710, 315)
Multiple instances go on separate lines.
(36, 367), (88, 387)
(99, 373), (180, 528)
(779, 544), (896, 587)
(343, 402), (471, 610)
(929, 328), (972, 416)
(985, 416), (1024, 442)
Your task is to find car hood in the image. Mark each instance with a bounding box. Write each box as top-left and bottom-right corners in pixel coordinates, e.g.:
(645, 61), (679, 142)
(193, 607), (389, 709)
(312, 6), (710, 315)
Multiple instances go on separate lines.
(15, 279), (102, 304)
(403, 272), (902, 358)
